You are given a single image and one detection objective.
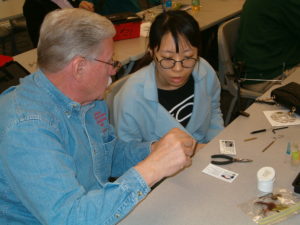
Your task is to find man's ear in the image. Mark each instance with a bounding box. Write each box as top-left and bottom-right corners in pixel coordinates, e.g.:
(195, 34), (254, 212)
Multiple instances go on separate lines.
(72, 56), (87, 80)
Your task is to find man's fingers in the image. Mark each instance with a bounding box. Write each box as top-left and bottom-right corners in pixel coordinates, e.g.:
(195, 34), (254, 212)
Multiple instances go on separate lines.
(183, 139), (194, 147)
(182, 138), (197, 157)
(184, 156), (192, 168)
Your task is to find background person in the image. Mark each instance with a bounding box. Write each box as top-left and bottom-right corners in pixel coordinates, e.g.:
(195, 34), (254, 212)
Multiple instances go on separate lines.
(79, 0), (160, 15)
(23, 0), (80, 47)
(0, 8), (196, 225)
(112, 10), (224, 147)
(235, 0), (300, 93)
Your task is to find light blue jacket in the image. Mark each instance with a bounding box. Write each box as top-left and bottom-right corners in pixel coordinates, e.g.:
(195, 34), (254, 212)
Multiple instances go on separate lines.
(113, 58), (224, 143)
(0, 70), (151, 225)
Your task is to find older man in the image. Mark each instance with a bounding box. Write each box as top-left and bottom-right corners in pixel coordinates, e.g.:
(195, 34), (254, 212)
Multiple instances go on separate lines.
(0, 8), (196, 225)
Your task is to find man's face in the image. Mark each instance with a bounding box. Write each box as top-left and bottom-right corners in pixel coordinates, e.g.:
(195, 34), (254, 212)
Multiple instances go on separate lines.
(80, 38), (118, 102)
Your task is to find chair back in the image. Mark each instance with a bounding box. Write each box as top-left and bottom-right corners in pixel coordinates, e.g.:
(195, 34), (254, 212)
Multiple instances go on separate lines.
(104, 75), (130, 125)
(218, 17), (261, 125)
(217, 16), (240, 90)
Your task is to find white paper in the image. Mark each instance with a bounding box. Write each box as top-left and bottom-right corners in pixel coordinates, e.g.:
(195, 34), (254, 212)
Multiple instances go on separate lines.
(263, 110), (300, 126)
(219, 140), (236, 155)
(202, 164), (239, 183)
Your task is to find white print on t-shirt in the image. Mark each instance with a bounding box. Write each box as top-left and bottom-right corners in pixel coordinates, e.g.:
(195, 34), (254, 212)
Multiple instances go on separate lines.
(169, 94), (194, 122)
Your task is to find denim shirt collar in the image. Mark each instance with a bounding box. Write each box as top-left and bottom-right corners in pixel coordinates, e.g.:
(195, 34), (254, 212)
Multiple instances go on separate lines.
(33, 69), (89, 114)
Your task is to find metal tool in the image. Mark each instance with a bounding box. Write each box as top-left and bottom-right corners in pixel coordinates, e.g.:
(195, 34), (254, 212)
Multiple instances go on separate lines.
(272, 126), (288, 134)
(250, 126), (288, 134)
(262, 140), (276, 152)
(211, 154), (253, 165)
(262, 135), (284, 152)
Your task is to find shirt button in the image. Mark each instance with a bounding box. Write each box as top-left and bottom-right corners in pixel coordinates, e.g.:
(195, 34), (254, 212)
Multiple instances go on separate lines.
(137, 191), (142, 196)
(71, 103), (79, 109)
(65, 111), (71, 117)
(115, 214), (120, 218)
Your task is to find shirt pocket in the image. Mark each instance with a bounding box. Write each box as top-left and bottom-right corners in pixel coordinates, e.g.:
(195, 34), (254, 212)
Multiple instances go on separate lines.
(92, 124), (117, 186)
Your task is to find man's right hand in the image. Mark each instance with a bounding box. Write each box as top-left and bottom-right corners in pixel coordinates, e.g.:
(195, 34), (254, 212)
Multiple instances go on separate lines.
(79, 1), (95, 12)
(134, 128), (196, 187)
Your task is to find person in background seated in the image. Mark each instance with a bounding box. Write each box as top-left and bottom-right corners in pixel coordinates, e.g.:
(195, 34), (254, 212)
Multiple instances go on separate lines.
(79, 0), (160, 15)
(235, 0), (300, 93)
(112, 10), (224, 149)
(0, 8), (196, 225)
(23, 0), (80, 47)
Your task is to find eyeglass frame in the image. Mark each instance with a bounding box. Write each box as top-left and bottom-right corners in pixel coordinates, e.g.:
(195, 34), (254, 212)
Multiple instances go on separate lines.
(93, 58), (122, 70)
(82, 56), (122, 70)
(154, 56), (198, 69)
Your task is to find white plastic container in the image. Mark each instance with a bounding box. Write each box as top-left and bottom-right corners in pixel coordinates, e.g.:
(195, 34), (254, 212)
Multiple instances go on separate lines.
(257, 167), (275, 193)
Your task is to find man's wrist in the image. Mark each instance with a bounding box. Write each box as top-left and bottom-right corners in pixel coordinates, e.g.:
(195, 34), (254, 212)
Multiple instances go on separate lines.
(134, 160), (161, 187)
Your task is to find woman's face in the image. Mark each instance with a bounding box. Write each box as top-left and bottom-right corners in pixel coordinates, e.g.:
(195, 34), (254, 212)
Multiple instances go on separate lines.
(154, 32), (198, 90)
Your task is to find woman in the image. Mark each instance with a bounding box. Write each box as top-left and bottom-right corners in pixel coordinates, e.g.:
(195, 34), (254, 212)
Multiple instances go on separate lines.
(112, 10), (224, 144)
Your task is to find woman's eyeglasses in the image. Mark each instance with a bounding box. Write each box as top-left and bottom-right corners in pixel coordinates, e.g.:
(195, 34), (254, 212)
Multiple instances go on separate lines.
(155, 56), (198, 69)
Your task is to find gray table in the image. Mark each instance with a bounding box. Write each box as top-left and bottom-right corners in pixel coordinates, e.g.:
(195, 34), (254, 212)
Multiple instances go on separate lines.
(13, 37), (148, 73)
(0, 0), (24, 22)
(119, 69), (300, 224)
(140, 0), (245, 30)
(13, 36), (149, 76)
(188, 0), (245, 30)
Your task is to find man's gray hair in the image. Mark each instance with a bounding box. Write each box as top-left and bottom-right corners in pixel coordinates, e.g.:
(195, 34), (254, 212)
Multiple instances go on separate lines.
(37, 8), (116, 73)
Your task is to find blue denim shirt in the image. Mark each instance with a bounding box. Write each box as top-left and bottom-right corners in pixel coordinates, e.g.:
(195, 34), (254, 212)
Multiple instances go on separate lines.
(0, 70), (151, 225)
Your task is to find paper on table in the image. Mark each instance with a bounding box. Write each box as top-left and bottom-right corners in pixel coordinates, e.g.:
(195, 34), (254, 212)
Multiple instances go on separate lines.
(202, 164), (238, 183)
(219, 140), (236, 155)
(263, 110), (300, 126)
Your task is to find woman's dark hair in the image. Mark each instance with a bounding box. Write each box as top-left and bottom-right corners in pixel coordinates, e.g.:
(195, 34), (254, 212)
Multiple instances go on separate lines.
(149, 10), (201, 54)
(132, 10), (202, 72)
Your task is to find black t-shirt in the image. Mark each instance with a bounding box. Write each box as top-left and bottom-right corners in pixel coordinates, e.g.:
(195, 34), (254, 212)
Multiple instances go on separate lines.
(158, 75), (194, 127)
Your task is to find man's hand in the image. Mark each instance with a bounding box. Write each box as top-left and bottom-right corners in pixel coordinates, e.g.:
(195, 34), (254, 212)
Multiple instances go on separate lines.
(79, 1), (94, 12)
(134, 128), (196, 187)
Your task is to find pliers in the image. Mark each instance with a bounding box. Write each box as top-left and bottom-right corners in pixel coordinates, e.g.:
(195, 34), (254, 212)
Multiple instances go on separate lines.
(211, 154), (253, 165)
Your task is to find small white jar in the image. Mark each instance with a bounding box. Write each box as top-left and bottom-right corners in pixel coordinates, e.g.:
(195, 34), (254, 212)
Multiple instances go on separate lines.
(257, 167), (275, 193)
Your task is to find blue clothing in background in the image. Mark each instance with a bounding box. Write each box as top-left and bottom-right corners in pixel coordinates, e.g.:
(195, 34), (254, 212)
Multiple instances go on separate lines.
(113, 58), (224, 143)
(0, 70), (151, 225)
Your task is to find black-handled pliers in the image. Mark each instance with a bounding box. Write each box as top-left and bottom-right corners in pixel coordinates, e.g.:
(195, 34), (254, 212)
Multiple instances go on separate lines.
(211, 154), (253, 165)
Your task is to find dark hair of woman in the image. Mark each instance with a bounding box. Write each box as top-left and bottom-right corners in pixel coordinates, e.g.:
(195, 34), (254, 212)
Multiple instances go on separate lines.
(131, 10), (202, 72)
